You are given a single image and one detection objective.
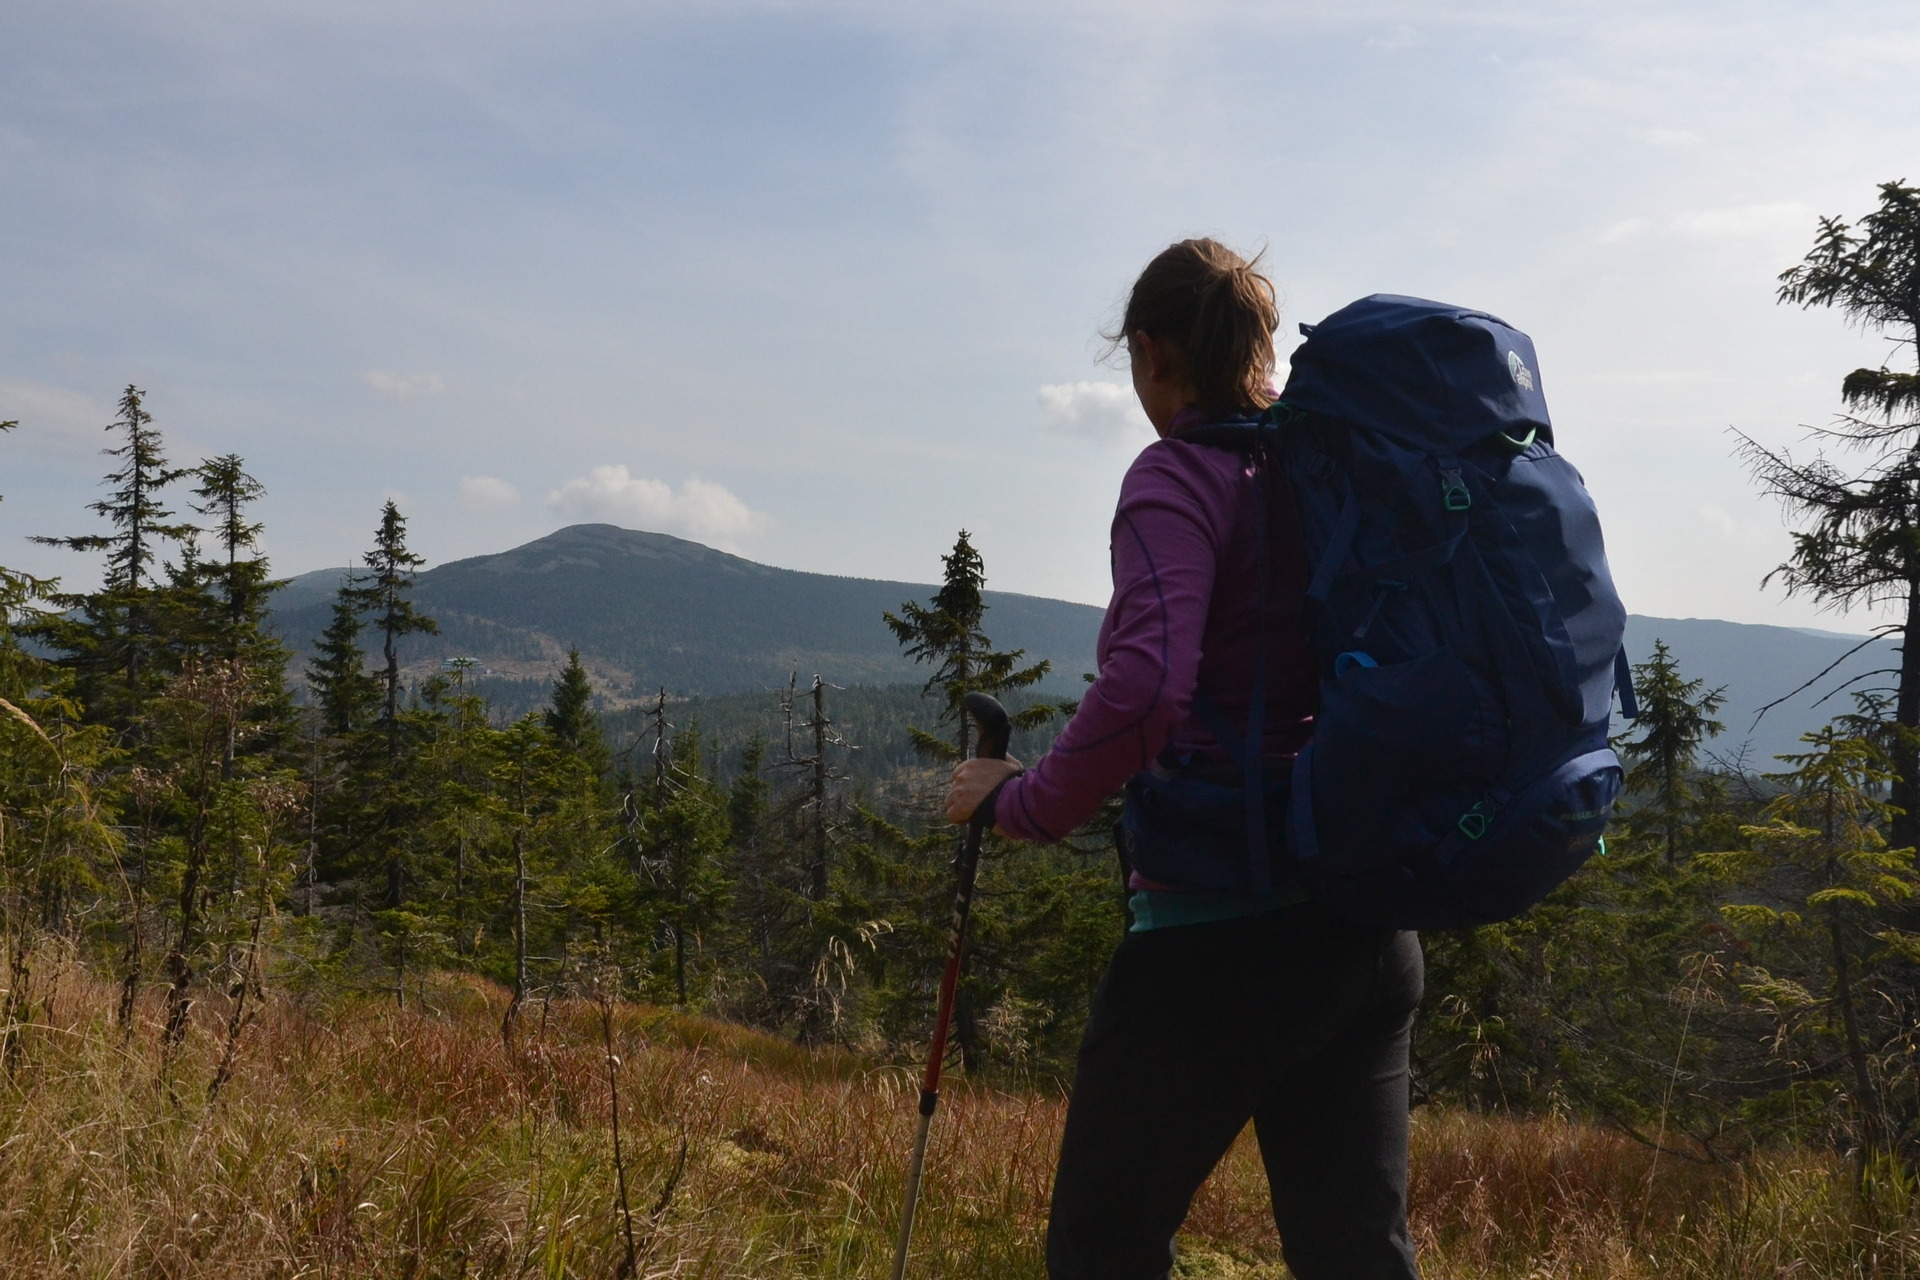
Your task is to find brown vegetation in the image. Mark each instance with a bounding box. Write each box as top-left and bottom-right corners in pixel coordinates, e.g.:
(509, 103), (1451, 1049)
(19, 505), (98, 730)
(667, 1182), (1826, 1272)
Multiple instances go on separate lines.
(3, 952), (1916, 1279)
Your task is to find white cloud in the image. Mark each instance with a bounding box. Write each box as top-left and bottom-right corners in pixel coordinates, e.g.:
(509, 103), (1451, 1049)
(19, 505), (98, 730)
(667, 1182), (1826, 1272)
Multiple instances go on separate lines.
(1645, 127), (1703, 147)
(1596, 204), (1818, 258)
(1597, 216), (1652, 244)
(364, 370), (447, 400)
(1670, 202), (1814, 242)
(1701, 503), (1740, 540)
(545, 465), (767, 551)
(1367, 23), (1421, 50)
(1038, 381), (1152, 445)
(458, 474), (521, 511)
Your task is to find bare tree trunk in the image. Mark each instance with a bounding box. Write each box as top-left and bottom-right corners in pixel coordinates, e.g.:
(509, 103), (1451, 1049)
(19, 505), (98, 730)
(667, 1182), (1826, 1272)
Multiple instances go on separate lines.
(1892, 576), (1920, 855)
(1828, 906), (1883, 1177)
(450, 829), (465, 955)
(502, 758), (532, 1047)
(513, 831), (529, 1011)
(674, 924), (687, 1006)
(809, 676), (829, 903)
(162, 809), (211, 1052)
(115, 818), (148, 1029)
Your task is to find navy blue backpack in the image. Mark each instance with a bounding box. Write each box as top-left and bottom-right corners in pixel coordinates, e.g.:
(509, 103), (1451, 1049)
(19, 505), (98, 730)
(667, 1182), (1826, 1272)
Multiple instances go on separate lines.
(1124, 294), (1634, 930)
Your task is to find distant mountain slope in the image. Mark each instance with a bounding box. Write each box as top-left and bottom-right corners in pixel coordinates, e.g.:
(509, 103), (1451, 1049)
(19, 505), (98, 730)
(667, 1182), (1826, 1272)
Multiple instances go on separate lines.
(271, 523), (1103, 704)
(1620, 615), (1894, 770)
(272, 523), (1897, 766)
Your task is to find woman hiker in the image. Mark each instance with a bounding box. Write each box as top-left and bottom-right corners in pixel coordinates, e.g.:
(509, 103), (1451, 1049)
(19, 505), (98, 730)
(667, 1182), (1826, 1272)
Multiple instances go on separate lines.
(945, 238), (1424, 1280)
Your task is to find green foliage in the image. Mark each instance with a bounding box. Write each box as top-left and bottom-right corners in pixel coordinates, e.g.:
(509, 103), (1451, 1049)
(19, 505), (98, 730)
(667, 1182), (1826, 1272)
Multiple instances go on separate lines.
(306, 594), (379, 737)
(28, 385), (198, 731)
(627, 723), (731, 1005)
(1742, 179), (1920, 845)
(885, 529), (1057, 761)
(1616, 638), (1728, 862)
(545, 647), (607, 772)
(1777, 180), (1920, 423)
(343, 500), (439, 737)
(1708, 729), (1920, 1162)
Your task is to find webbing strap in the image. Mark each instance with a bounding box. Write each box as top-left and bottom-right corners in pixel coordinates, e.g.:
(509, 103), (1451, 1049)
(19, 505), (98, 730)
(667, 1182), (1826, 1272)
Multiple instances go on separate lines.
(1614, 646), (1640, 719)
(1288, 748), (1321, 863)
(1189, 690), (1250, 774)
(1243, 427), (1274, 894)
(1307, 492), (1360, 603)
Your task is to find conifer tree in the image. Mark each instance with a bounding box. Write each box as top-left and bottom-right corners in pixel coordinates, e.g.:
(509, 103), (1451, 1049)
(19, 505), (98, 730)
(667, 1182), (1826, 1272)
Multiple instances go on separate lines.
(341, 502), (438, 911)
(1714, 728), (1920, 1168)
(729, 733), (769, 848)
(1741, 181), (1920, 846)
(545, 647), (608, 775)
(307, 591), (379, 737)
(344, 501), (439, 744)
(1616, 640), (1727, 863)
(632, 722), (731, 1005)
(184, 454), (291, 772)
(30, 386), (195, 728)
(885, 529), (1053, 761)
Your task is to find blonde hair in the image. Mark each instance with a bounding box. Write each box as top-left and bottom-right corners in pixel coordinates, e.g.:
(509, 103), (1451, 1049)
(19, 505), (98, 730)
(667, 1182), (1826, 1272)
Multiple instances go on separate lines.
(1108, 238), (1278, 416)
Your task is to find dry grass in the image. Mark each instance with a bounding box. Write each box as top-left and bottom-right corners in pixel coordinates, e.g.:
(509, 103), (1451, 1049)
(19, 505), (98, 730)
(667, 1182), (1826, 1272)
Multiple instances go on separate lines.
(1, 951), (1914, 1278)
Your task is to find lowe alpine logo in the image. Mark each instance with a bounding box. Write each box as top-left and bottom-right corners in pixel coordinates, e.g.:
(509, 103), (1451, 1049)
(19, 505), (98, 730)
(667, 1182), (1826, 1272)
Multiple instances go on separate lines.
(1507, 350), (1535, 391)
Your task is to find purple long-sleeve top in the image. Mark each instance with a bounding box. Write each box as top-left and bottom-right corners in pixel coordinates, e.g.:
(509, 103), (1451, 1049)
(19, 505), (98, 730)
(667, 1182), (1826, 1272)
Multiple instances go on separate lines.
(993, 424), (1318, 845)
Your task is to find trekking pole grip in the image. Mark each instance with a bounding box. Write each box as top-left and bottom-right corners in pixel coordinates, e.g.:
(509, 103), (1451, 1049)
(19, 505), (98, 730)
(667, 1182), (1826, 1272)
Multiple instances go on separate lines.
(964, 692), (1010, 763)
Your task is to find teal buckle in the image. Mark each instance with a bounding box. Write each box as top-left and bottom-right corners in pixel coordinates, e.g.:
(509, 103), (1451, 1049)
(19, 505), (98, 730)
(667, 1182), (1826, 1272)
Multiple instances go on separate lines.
(1457, 802), (1491, 840)
(1440, 467), (1471, 512)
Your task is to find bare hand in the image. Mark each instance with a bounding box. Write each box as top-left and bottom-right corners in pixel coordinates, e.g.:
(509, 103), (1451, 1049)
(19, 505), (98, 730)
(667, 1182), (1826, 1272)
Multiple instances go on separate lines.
(946, 756), (1024, 827)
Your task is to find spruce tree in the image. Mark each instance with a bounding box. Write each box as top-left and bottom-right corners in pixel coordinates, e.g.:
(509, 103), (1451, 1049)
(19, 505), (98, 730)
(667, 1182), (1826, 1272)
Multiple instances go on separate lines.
(545, 647), (608, 774)
(185, 454), (291, 773)
(341, 502), (438, 910)
(1740, 181), (1920, 847)
(1715, 728), (1920, 1169)
(632, 721), (731, 1005)
(344, 501), (438, 744)
(1616, 640), (1727, 863)
(307, 591), (379, 737)
(30, 385), (195, 728)
(885, 529), (1053, 761)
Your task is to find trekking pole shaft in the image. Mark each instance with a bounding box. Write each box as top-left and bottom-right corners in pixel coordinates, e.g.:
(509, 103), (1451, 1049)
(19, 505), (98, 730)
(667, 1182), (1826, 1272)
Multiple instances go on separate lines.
(890, 1080), (936, 1279)
(890, 693), (1009, 1280)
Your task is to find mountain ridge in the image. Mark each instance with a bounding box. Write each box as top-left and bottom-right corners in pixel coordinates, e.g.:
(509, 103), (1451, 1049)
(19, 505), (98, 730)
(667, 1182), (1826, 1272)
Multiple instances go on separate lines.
(271, 523), (1897, 766)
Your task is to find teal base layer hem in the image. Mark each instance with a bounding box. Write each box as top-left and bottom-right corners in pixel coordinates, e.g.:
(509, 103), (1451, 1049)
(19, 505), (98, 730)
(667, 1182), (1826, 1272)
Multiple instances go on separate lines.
(1128, 884), (1311, 933)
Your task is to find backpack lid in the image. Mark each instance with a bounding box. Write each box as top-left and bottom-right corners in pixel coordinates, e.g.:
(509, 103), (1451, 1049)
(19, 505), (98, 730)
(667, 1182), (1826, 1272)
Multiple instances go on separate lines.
(1281, 294), (1553, 452)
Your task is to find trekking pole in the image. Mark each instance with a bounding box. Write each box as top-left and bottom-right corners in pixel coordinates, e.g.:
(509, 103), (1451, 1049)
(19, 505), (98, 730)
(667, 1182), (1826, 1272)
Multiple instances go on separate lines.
(890, 691), (1011, 1280)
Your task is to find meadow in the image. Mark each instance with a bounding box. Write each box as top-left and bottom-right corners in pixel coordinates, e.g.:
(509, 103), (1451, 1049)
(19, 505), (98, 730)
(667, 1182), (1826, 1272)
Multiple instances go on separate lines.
(3, 950), (1913, 1280)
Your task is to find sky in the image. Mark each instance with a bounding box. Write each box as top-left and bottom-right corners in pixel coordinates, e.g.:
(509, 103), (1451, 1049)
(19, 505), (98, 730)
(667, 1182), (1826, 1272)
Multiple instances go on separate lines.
(3, 0), (1918, 630)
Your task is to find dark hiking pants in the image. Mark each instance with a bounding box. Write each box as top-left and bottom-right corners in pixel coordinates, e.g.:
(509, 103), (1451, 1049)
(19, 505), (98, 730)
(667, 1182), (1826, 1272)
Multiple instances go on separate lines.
(1046, 906), (1424, 1280)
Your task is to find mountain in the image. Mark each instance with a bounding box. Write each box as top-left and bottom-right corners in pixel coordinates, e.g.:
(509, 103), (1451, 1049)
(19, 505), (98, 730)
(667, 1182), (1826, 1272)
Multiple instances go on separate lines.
(1619, 615), (1893, 770)
(271, 523), (1104, 708)
(271, 523), (1896, 767)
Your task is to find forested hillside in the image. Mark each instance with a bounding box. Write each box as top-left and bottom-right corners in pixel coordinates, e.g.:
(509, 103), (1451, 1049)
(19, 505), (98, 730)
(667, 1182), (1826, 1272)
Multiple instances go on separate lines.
(270, 521), (1896, 766)
(270, 523), (1102, 710)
